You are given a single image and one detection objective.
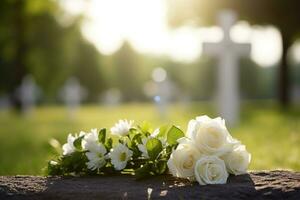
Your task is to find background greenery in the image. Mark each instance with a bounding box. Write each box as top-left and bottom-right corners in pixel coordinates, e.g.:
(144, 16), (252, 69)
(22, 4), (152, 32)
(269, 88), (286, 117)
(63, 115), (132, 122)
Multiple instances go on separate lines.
(1, 0), (296, 103)
(0, 102), (299, 175)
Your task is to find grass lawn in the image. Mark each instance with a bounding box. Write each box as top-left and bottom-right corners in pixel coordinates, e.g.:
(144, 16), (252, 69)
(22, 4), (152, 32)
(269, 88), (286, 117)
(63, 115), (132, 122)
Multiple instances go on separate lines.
(0, 102), (299, 175)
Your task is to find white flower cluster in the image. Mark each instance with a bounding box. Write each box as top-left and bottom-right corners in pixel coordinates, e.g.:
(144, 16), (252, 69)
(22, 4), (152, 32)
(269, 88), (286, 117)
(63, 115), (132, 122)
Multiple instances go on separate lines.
(57, 116), (250, 185)
(62, 120), (134, 171)
(167, 115), (251, 185)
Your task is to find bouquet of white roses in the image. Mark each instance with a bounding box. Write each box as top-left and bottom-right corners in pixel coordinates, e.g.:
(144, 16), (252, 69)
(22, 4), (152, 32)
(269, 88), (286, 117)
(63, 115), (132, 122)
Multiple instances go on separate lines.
(167, 116), (251, 185)
(47, 116), (251, 185)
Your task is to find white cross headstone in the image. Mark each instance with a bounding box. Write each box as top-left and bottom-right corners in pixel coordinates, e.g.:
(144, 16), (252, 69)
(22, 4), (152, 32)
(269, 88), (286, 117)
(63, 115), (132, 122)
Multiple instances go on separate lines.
(101, 88), (122, 106)
(18, 75), (39, 115)
(152, 67), (173, 119)
(292, 85), (300, 103)
(61, 77), (86, 118)
(203, 10), (251, 126)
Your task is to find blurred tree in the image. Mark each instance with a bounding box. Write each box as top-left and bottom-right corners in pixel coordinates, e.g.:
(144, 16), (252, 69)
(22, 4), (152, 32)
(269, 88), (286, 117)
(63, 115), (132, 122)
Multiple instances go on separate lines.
(112, 42), (144, 101)
(72, 38), (107, 102)
(27, 12), (79, 99)
(0, 0), (27, 109)
(0, 0), (106, 104)
(167, 0), (300, 106)
(291, 63), (300, 88)
(165, 58), (216, 100)
(240, 59), (276, 99)
(0, 0), (14, 94)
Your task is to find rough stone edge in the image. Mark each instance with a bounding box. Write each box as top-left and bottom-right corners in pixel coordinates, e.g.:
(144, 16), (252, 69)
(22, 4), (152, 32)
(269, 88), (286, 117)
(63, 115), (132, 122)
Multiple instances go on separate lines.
(0, 170), (299, 200)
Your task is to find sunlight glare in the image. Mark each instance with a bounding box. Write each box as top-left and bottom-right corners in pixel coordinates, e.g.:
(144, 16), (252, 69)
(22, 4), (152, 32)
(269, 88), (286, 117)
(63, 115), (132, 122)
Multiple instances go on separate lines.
(291, 42), (300, 63)
(251, 26), (282, 67)
(232, 23), (282, 67)
(62, 0), (283, 66)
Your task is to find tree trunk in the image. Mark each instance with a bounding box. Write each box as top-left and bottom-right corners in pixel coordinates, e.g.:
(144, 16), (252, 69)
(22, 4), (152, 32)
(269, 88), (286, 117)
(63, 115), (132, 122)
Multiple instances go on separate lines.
(11, 0), (26, 110)
(279, 32), (291, 107)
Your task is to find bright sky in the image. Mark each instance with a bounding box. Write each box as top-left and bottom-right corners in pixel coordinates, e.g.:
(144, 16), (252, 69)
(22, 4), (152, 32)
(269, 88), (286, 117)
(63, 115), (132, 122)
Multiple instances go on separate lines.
(60, 0), (300, 67)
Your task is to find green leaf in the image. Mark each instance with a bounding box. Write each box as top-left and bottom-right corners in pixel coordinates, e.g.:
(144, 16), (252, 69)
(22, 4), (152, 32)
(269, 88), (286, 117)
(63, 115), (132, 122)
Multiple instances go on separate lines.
(132, 133), (142, 144)
(134, 163), (151, 180)
(73, 136), (84, 151)
(138, 121), (152, 134)
(128, 133), (143, 159)
(146, 138), (163, 160)
(129, 128), (138, 133)
(167, 125), (184, 146)
(157, 124), (170, 138)
(166, 145), (173, 155)
(155, 160), (167, 174)
(131, 145), (142, 159)
(98, 128), (106, 144)
(61, 151), (88, 174)
(129, 128), (138, 139)
(118, 138), (124, 144)
(47, 160), (62, 175)
(105, 138), (113, 150)
(48, 138), (62, 155)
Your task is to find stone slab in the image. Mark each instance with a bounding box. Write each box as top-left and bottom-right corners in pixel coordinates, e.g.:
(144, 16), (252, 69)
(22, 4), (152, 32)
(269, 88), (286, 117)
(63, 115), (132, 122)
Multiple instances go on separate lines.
(0, 170), (299, 199)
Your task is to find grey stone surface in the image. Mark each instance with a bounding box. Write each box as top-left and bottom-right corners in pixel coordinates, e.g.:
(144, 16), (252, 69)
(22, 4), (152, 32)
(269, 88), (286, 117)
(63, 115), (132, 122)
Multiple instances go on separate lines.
(0, 170), (299, 199)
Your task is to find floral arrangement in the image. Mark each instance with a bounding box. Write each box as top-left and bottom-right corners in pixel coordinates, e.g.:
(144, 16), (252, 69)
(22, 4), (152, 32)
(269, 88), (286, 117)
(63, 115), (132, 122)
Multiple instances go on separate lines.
(48, 115), (251, 185)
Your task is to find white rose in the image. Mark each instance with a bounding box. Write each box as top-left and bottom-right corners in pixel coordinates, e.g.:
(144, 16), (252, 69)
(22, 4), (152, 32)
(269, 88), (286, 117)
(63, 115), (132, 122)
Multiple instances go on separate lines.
(187, 115), (239, 156)
(223, 145), (251, 175)
(194, 155), (228, 185)
(167, 138), (201, 180)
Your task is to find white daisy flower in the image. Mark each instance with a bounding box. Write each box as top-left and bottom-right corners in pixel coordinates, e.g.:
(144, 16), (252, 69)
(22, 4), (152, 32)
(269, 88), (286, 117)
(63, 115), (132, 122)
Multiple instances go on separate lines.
(110, 120), (134, 137)
(82, 129), (100, 152)
(62, 131), (85, 155)
(109, 143), (133, 170)
(86, 143), (107, 170)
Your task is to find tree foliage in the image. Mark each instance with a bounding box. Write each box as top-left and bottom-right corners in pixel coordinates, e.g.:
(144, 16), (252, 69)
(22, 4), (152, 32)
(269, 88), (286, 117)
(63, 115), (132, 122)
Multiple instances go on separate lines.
(0, 0), (106, 102)
(168, 0), (300, 37)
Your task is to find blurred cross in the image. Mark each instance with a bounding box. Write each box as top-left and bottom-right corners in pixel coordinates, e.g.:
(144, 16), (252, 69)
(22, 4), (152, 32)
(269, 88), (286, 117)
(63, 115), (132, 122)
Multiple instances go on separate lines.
(18, 75), (40, 116)
(61, 77), (86, 119)
(152, 67), (173, 119)
(203, 10), (251, 126)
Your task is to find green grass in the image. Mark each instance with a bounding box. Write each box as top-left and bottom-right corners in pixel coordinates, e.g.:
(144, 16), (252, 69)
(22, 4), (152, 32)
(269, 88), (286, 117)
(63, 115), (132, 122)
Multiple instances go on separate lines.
(0, 102), (299, 175)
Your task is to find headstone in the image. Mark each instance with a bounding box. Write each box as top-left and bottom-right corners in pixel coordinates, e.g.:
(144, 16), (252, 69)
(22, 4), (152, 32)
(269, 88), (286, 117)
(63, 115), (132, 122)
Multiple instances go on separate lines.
(101, 88), (122, 106)
(152, 68), (173, 119)
(203, 10), (251, 126)
(18, 75), (39, 115)
(292, 85), (300, 103)
(0, 95), (11, 110)
(61, 77), (86, 118)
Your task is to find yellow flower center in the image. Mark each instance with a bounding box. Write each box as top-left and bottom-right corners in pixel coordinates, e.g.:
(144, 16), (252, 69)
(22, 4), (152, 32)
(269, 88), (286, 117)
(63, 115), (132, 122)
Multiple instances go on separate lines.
(120, 152), (127, 161)
(97, 153), (103, 158)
